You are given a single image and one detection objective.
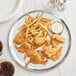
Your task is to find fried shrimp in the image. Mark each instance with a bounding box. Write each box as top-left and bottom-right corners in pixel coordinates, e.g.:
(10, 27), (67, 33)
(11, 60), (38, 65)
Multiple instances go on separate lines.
(30, 51), (44, 64)
(34, 37), (45, 46)
(50, 46), (62, 61)
(51, 39), (60, 48)
(25, 49), (45, 64)
(52, 34), (65, 43)
(41, 46), (62, 61)
(51, 34), (66, 48)
(14, 42), (31, 53)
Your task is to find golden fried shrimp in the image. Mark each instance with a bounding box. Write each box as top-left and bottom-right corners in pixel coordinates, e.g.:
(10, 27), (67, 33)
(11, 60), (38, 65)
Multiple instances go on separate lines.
(25, 49), (36, 57)
(41, 46), (62, 61)
(30, 51), (44, 64)
(13, 31), (26, 45)
(52, 34), (66, 43)
(51, 39), (60, 48)
(42, 47), (57, 59)
(42, 39), (50, 50)
(51, 34), (65, 48)
(15, 42), (31, 53)
(34, 37), (45, 46)
(50, 46), (62, 61)
(44, 39), (50, 46)
(25, 50), (44, 64)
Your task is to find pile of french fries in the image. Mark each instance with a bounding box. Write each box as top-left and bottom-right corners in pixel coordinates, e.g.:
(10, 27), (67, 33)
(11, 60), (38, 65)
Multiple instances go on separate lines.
(13, 12), (52, 52)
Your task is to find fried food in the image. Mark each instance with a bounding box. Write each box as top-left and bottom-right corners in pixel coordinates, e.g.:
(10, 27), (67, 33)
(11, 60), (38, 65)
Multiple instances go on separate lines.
(52, 34), (65, 43)
(38, 23), (52, 37)
(14, 42), (31, 53)
(25, 49), (44, 64)
(50, 47), (62, 61)
(13, 12), (52, 50)
(34, 37), (45, 46)
(13, 12), (66, 66)
(42, 46), (62, 61)
(30, 51), (44, 64)
(51, 34), (66, 48)
(51, 39), (60, 48)
(13, 31), (26, 45)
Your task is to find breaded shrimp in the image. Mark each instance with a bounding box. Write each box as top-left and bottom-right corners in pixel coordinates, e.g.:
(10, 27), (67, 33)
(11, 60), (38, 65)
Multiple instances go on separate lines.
(25, 50), (45, 64)
(52, 34), (65, 43)
(41, 46), (62, 61)
(51, 34), (66, 48)
(51, 39), (59, 48)
(13, 32), (26, 45)
(15, 42), (31, 53)
(34, 37), (45, 46)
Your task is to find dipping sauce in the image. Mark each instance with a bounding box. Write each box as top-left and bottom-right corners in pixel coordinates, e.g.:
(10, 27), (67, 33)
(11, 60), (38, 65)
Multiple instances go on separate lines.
(51, 21), (64, 34)
(0, 61), (14, 76)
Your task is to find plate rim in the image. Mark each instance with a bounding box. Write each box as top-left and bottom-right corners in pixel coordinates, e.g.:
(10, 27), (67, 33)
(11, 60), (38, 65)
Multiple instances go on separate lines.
(0, 0), (23, 23)
(8, 10), (71, 71)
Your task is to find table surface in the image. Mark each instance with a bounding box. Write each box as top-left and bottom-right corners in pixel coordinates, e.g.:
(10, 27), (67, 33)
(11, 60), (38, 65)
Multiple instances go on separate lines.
(0, 0), (75, 76)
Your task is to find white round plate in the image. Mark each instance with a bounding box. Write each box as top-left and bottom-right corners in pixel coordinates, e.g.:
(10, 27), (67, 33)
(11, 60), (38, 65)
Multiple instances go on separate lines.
(0, 0), (23, 23)
(8, 10), (71, 71)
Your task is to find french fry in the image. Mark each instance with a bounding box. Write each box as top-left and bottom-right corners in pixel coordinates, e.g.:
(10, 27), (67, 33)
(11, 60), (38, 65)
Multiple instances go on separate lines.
(41, 17), (52, 21)
(27, 14), (34, 20)
(38, 23), (52, 37)
(35, 12), (44, 25)
(19, 12), (44, 31)
(18, 24), (25, 30)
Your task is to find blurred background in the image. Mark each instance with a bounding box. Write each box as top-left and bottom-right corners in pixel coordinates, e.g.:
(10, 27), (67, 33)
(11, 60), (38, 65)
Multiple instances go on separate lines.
(0, 0), (76, 76)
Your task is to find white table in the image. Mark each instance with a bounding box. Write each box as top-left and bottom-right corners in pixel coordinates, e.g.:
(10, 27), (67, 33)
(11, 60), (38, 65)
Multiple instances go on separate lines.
(0, 0), (75, 76)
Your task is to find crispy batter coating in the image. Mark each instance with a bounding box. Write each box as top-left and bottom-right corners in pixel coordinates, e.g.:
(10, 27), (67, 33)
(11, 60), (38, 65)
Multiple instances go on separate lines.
(25, 50), (44, 64)
(44, 39), (50, 47)
(51, 39), (59, 48)
(30, 51), (44, 64)
(42, 47), (56, 58)
(41, 46), (62, 61)
(34, 37), (45, 46)
(51, 34), (66, 48)
(13, 31), (26, 45)
(50, 47), (62, 61)
(52, 34), (65, 43)
(15, 42), (31, 53)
